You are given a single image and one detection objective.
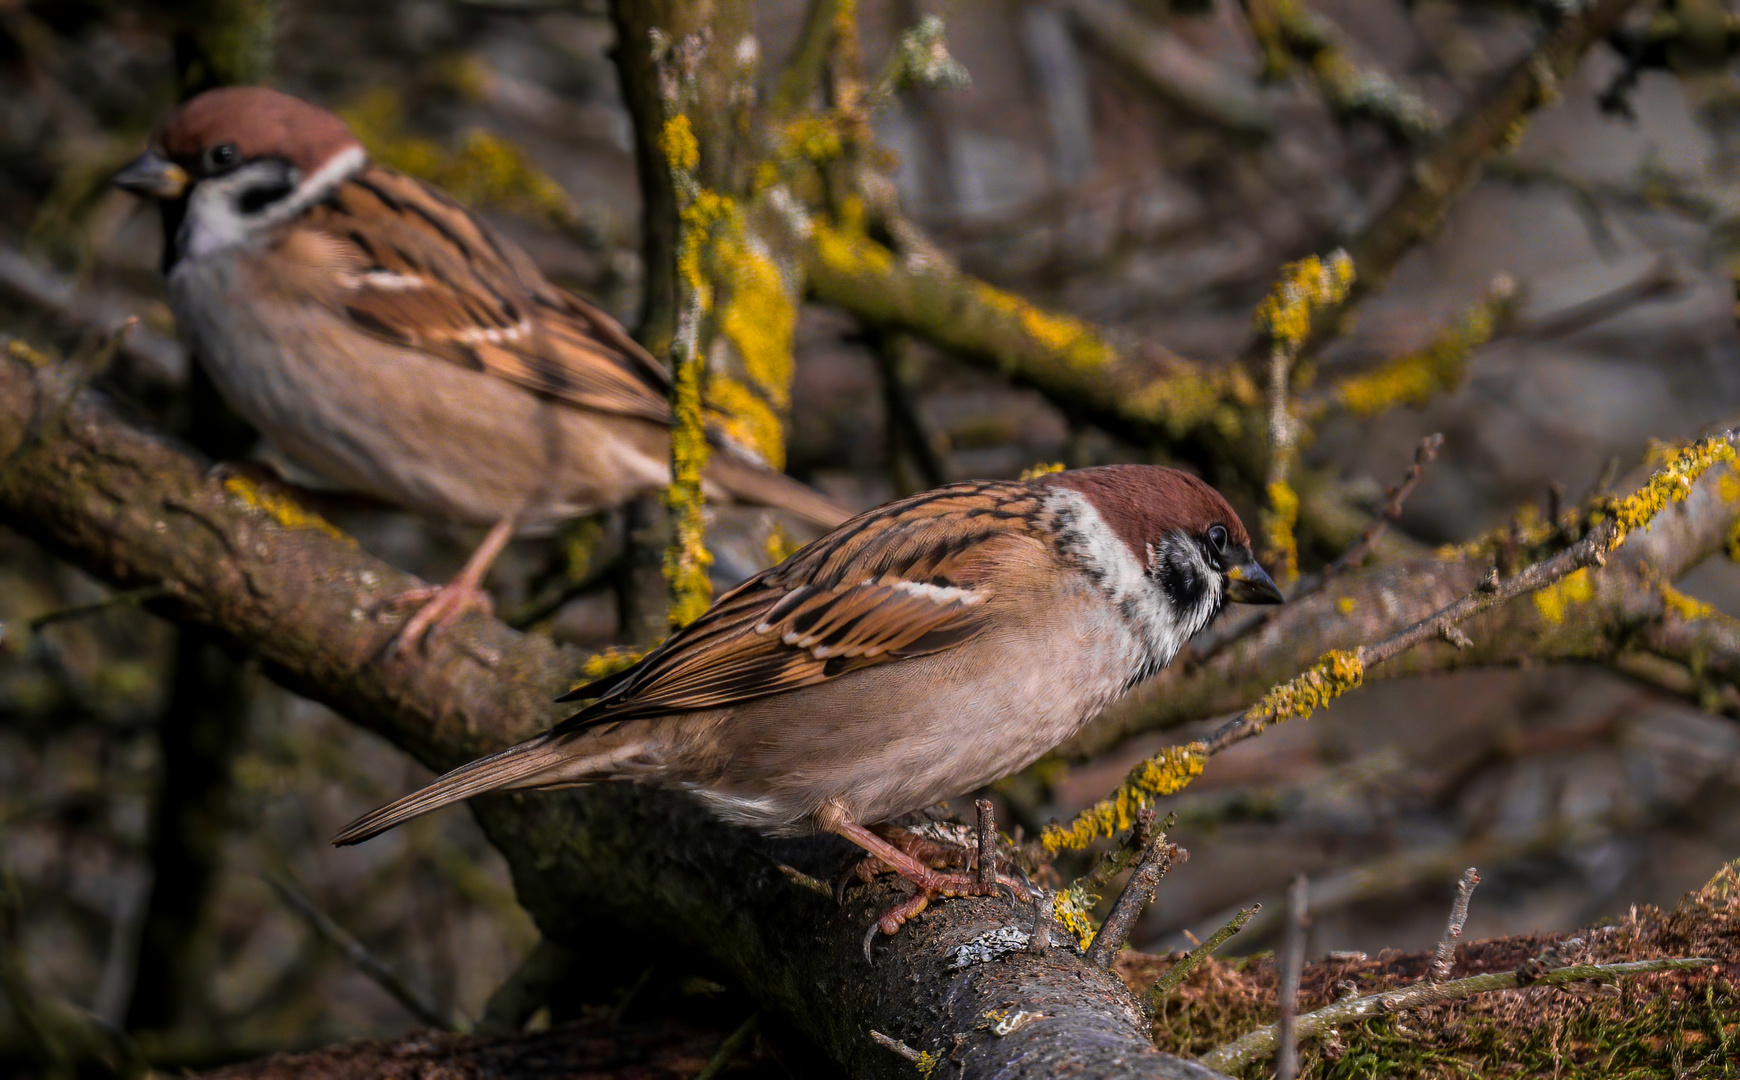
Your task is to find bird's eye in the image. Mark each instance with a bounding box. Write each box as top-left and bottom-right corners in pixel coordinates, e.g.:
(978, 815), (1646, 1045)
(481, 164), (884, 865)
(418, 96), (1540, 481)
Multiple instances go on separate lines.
(204, 143), (239, 172)
(1207, 524), (1229, 553)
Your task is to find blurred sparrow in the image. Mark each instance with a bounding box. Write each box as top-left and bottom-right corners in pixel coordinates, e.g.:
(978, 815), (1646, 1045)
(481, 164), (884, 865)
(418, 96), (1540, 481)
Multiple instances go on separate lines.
(116, 87), (847, 650)
(333, 464), (1282, 937)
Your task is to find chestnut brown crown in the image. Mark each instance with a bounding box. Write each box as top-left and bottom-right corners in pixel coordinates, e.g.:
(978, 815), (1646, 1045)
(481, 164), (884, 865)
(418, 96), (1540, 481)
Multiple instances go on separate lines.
(156, 86), (362, 179)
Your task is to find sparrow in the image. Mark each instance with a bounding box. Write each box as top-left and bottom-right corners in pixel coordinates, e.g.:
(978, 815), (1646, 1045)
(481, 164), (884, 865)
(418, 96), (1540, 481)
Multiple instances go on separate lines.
(333, 464), (1283, 938)
(114, 86), (848, 650)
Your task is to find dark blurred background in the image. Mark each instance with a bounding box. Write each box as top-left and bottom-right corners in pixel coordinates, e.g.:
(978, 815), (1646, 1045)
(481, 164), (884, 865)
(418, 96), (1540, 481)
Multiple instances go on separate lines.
(5, 0), (1740, 1070)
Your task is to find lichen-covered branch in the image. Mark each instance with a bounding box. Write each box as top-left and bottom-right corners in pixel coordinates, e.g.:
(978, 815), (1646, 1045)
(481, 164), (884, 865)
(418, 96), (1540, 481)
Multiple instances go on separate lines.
(1067, 434), (1740, 761)
(0, 347), (1223, 1077)
(804, 220), (1258, 447)
(1048, 436), (1739, 847)
(1296, 0), (1648, 358)
(1240, 0), (1440, 143)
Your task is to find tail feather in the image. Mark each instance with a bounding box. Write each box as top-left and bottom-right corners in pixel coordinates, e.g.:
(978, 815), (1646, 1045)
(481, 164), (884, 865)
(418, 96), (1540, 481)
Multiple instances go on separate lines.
(333, 734), (591, 846)
(704, 454), (851, 530)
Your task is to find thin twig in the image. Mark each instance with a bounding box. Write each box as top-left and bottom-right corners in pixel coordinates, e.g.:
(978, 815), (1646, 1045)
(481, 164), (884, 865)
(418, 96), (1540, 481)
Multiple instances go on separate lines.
(870, 1029), (923, 1061)
(693, 1014), (759, 1080)
(27, 585), (170, 630)
(975, 798), (997, 886)
(1144, 905), (1260, 1006)
(1274, 875), (1309, 1080)
(1085, 835), (1181, 969)
(264, 875), (452, 1031)
(1425, 868), (1480, 984)
(1200, 956), (1715, 1073)
(1323, 433), (1444, 581)
(1205, 500), (1623, 757)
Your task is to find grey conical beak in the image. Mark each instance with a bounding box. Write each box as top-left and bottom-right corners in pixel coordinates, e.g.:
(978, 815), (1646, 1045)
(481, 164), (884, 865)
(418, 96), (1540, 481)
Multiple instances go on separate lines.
(114, 151), (189, 200)
(1225, 558), (1283, 604)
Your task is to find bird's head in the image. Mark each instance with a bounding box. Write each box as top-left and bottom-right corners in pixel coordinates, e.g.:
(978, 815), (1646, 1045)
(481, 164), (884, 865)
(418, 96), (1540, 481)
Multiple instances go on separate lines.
(1041, 464), (1282, 640)
(115, 87), (366, 268)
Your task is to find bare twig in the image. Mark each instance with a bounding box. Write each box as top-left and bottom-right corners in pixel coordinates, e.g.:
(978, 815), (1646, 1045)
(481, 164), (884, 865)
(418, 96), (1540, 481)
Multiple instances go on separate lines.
(975, 798), (997, 886)
(26, 584), (171, 630)
(1274, 875), (1309, 1080)
(264, 875), (452, 1031)
(1426, 868), (1481, 984)
(1064, 0), (1274, 136)
(693, 1014), (759, 1080)
(0, 244), (185, 384)
(869, 1029), (923, 1062)
(1324, 433), (1444, 581)
(1200, 956), (1715, 1073)
(1144, 905), (1260, 1006)
(1086, 835), (1182, 969)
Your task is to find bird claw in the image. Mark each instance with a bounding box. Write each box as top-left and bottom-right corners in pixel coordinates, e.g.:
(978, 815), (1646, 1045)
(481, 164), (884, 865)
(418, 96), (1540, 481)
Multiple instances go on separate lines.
(380, 581), (494, 656)
(860, 868), (1034, 962)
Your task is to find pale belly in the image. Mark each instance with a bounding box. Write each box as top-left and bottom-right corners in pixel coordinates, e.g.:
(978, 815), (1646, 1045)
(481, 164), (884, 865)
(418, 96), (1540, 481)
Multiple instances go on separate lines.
(168, 256), (670, 527)
(667, 591), (1148, 835)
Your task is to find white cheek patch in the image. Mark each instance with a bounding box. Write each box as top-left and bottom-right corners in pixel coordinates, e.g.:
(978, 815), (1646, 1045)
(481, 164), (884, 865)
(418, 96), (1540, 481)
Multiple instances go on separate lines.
(177, 145), (367, 263)
(1043, 490), (1225, 678)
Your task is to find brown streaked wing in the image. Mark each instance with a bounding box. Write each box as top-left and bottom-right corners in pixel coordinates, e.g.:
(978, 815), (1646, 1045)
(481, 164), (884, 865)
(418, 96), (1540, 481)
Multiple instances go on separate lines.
(301, 167), (673, 424)
(553, 481), (1052, 729)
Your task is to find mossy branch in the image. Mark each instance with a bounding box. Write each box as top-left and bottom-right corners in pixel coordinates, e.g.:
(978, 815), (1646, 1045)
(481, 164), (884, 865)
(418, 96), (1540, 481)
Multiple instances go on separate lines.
(1198, 956), (1715, 1073)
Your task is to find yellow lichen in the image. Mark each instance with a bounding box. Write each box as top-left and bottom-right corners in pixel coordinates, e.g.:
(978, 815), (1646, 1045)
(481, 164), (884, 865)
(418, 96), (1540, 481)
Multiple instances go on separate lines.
(1253, 649), (1365, 727)
(340, 88), (573, 225)
(970, 281), (1117, 372)
(763, 521), (799, 566)
(659, 113), (700, 173)
(1253, 249), (1355, 350)
(1334, 287), (1510, 417)
(1336, 595), (1357, 615)
(575, 645), (649, 688)
(1609, 436), (1736, 550)
(222, 474), (349, 542)
(811, 218), (896, 277)
(665, 322), (714, 631)
(1019, 462), (1065, 480)
(1263, 479), (1300, 587)
(713, 234), (796, 469)
(5, 339), (53, 368)
(1532, 567), (1593, 625)
(1042, 742), (1208, 852)
(1660, 583), (1716, 621)
(1053, 886), (1099, 950)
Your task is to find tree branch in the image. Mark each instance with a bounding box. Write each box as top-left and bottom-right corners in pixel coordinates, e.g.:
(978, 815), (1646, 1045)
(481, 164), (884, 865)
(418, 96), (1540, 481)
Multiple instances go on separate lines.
(0, 351), (1226, 1077)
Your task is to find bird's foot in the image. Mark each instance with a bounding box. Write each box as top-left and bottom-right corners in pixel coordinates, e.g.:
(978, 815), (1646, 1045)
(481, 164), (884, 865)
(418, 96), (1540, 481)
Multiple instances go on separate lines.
(380, 580), (495, 656)
(862, 866), (1033, 961)
(836, 827), (977, 903)
(377, 516), (518, 656)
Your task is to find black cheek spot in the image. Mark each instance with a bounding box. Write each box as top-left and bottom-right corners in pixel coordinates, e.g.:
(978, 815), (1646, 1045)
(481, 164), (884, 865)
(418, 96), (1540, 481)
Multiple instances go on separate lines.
(238, 181), (294, 214)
